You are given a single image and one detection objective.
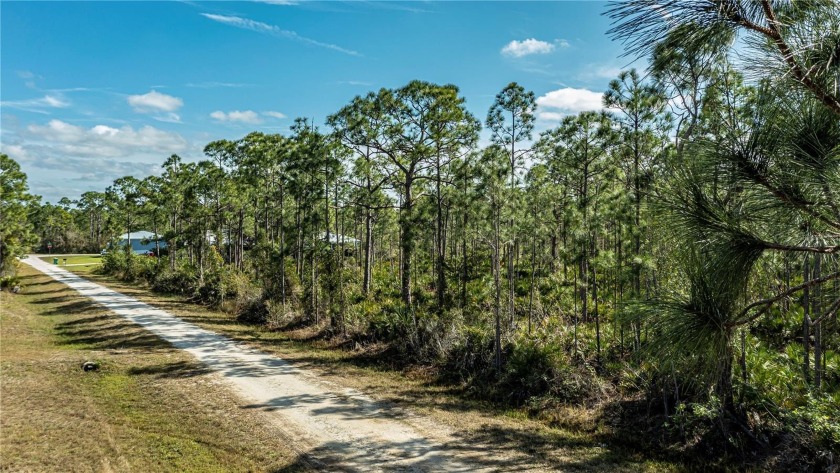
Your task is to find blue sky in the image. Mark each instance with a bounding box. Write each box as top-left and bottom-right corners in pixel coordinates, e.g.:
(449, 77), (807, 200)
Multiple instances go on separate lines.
(1, 1), (636, 203)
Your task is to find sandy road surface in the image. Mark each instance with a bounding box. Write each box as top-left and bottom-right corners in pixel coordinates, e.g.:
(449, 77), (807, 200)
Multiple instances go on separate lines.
(22, 256), (527, 472)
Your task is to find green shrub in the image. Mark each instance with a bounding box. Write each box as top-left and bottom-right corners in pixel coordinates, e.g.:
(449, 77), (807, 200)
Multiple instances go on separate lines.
(236, 296), (268, 324)
(0, 275), (21, 289)
(367, 304), (414, 342)
(151, 269), (196, 295)
(790, 393), (840, 455)
(441, 325), (494, 383)
(498, 339), (599, 405)
(101, 250), (129, 276)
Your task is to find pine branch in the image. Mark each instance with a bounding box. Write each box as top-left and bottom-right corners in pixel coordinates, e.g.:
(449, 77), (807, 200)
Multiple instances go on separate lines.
(810, 296), (840, 327)
(730, 270), (840, 326)
(761, 242), (840, 254)
(756, 0), (840, 116)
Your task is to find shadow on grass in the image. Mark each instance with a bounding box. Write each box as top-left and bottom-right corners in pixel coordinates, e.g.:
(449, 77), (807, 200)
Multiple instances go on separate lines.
(128, 360), (212, 378)
(176, 314), (251, 327)
(54, 312), (172, 351)
(31, 295), (83, 306)
(268, 429), (632, 473)
(53, 314), (112, 327)
(16, 274), (53, 287)
(42, 299), (100, 316)
(21, 288), (67, 296)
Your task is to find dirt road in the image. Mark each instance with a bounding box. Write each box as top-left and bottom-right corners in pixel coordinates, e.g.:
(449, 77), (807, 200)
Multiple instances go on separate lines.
(22, 257), (527, 472)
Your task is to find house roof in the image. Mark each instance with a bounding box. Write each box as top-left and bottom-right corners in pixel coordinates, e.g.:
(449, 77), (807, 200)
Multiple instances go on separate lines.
(319, 232), (359, 244)
(118, 231), (161, 241)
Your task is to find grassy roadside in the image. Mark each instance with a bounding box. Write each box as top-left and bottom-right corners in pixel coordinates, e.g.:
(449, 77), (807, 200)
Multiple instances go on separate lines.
(63, 263), (682, 472)
(1, 264), (311, 472)
(38, 254), (103, 265)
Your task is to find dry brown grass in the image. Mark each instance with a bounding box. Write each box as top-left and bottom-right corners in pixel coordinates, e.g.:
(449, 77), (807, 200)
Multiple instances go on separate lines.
(0, 265), (311, 472)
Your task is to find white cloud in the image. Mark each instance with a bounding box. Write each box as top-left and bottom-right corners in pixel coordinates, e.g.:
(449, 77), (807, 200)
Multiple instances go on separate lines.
(536, 87), (604, 116)
(127, 90), (183, 113)
(153, 113), (183, 124)
(501, 38), (555, 58)
(210, 110), (263, 124)
(27, 119), (188, 157)
(0, 144), (31, 162)
(537, 111), (566, 122)
(201, 13), (360, 56)
(263, 111), (286, 119)
(4, 118), (196, 203)
(1, 95), (70, 112)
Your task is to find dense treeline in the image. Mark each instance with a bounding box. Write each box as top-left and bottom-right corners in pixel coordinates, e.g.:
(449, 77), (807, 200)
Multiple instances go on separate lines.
(3, 1), (838, 469)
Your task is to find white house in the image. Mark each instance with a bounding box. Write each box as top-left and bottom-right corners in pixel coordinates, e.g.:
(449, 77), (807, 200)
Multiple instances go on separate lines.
(110, 231), (167, 255)
(319, 232), (359, 245)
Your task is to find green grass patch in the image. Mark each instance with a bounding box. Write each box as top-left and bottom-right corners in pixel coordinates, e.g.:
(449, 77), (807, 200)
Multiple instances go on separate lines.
(37, 254), (102, 265)
(1, 265), (308, 472)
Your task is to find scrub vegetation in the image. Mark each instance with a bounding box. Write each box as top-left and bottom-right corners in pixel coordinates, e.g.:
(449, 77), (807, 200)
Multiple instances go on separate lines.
(2, 2), (839, 470)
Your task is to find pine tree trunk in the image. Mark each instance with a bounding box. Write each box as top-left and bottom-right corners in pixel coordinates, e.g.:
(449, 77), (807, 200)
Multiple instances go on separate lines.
(493, 200), (502, 370)
(363, 203), (373, 295)
(803, 256), (811, 384)
(814, 254), (822, 389)
(400, 180), (413, 306)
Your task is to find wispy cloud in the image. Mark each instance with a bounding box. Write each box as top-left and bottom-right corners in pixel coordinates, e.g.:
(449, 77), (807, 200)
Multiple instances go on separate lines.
(47, 87), (109, 93)
(127, 90), (183, 113)
(16, 70), (43, 89)
(200, 13), (361, 56)
(210, 110), (263, 124)
(185, 81), (252, 88)
(1, 95), (70, 113)
(253, 0), (298, 5)
(337, 80), (373, 86)
(209, 110), (287, 124)
(578, 64), (623, 81)
(351, 1), (431, 14)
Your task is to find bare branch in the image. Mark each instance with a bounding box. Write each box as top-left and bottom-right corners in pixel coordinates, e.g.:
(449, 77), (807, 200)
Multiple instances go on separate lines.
(730, 270), (840, 326)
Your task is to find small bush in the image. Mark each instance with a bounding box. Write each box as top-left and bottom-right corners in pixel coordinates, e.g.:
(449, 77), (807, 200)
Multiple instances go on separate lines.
(0, 275), (21, 289)
(151, 269), (196, 295)
(441, 325), (495, 383)
(789, 393), (840, 458)
(236, 297), (268, 324)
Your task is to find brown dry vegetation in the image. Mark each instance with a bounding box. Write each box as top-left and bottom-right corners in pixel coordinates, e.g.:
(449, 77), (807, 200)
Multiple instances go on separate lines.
(62, 263), (680, 472)
(0, 264), (311, 473)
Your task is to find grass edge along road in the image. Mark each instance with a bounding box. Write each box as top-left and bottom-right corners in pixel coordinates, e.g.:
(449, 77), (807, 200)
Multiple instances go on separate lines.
(0, 264), (312, 472)
(56, 260), (680, 472)
(38, 253), (103, 266)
